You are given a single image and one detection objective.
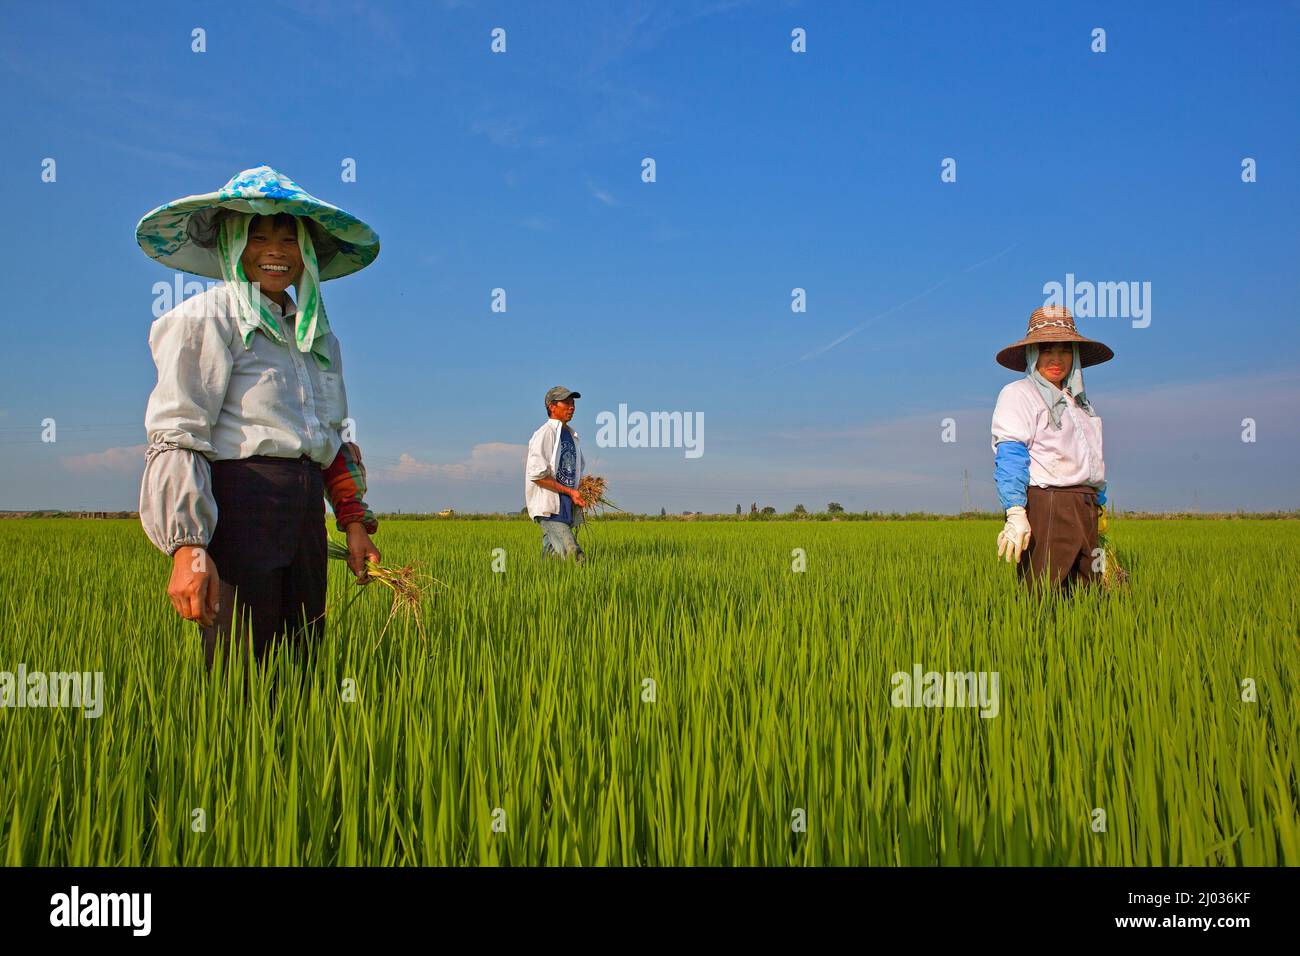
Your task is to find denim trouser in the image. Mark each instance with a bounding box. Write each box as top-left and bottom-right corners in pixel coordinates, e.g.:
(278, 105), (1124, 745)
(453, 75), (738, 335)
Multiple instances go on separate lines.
(536, 514), (584, 560)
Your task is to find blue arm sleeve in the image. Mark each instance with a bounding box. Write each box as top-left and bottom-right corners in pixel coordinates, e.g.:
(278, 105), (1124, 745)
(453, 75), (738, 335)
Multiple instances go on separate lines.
(994, 440), (1030, 510)
(1096, 482), (1107, 506)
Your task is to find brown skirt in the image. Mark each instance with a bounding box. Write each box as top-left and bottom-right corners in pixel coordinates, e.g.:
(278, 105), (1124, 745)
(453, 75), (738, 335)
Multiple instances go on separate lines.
(1018, 484), (1101, 591)
(200, 455), (327, 671)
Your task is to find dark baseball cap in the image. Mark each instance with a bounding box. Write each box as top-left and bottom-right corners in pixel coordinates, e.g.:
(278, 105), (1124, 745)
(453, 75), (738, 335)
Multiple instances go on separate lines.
(544, 386), (581, 408)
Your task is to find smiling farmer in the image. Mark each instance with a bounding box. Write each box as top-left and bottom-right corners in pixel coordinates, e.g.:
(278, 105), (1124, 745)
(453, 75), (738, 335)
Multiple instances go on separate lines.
(525, 386), (588, 562)
(991, 305), (1113, 591)
(136, 166), (381, 670)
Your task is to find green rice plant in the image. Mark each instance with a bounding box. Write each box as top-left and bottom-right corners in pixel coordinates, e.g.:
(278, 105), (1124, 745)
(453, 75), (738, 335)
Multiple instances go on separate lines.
(0, 518), (1295, 866)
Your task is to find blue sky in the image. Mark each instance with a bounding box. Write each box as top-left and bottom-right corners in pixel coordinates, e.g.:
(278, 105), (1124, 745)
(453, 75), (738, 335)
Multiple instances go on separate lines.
(1, 0), (1297, 514)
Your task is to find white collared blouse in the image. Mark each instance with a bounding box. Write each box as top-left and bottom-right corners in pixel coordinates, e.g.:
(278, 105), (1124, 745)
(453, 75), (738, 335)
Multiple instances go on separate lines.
(991, 378), (1105, 490)
(139, 284), (350, 554)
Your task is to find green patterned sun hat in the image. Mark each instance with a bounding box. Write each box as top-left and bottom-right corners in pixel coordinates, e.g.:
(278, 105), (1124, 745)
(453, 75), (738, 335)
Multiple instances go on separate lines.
(135, 165), (380, 280)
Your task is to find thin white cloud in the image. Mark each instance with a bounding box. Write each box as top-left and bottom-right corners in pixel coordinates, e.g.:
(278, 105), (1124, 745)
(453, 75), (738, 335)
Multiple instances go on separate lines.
(470, 115), (533, 148)
(61, 444), (147, 475)
(771, 370), (1300, 448)
(380, 442), (526, 484)
(579, 0), (755, 76)
(797, 243), (1018, 363)
(586, 178), (618, 207)
(469, 114), (556, 150)
(274, 0), (417, 74)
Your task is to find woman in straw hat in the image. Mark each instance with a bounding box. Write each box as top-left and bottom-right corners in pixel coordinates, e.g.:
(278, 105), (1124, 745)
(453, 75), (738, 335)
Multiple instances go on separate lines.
(136, 166), (382, 670)
(991, 305), (1113, 591)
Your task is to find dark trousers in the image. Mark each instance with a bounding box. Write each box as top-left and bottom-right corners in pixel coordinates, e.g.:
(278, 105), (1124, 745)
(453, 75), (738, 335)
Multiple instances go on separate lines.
(200, 455), (327, 672)
(1018, 484), (1101, 592)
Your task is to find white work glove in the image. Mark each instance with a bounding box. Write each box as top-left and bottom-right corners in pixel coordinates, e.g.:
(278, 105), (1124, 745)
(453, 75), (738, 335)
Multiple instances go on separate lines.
(997, 505), (1032, 563)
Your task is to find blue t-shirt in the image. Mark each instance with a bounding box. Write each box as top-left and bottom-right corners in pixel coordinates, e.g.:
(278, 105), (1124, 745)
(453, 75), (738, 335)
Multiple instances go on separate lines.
(555, 426), (578, 524)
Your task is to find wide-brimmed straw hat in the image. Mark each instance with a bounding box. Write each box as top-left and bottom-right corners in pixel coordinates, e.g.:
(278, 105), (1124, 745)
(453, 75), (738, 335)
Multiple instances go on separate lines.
(135, 165), (380, 280)
(996, 305), (1114, 371)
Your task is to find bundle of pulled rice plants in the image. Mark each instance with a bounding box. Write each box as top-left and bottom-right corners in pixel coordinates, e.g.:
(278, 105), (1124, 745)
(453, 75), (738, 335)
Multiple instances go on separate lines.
(1097, 506), (1130, 592)
(576, 475), (622, 517)
(326, 538), (438, 643)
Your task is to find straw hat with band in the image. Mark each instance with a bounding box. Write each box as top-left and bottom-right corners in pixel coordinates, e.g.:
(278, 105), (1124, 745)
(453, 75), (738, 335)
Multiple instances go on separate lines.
(996, 305), (1113, 371)
(999, 305), (1113, 430)
(135, 165), (380, 369)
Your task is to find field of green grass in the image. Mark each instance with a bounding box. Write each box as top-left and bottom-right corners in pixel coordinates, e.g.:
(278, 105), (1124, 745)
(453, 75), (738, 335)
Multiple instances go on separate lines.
(1, 518), (1296, 865)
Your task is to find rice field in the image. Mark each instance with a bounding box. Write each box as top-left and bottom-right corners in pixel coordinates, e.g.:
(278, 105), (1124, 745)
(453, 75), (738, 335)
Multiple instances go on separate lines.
(0, 518), (1296, 866)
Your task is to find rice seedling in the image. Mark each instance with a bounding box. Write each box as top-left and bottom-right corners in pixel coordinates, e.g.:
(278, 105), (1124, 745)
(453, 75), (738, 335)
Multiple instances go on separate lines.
(325, 537), (434, 643)
(1096, 507), (1130, 592)
(576, 475), (620, 516)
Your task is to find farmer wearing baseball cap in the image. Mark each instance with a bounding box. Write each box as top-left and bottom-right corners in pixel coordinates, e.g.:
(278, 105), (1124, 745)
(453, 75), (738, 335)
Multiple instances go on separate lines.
(991, 305), (1113, 590)
(135, 166), (382, 670)
(525, 386), (588, 562)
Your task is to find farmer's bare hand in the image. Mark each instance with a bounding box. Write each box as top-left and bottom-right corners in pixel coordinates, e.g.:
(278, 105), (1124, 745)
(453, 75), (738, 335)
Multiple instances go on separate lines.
(168, 546), (221, 627)
(345, 523), (380, 583)
(568, 488), (588, 508)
